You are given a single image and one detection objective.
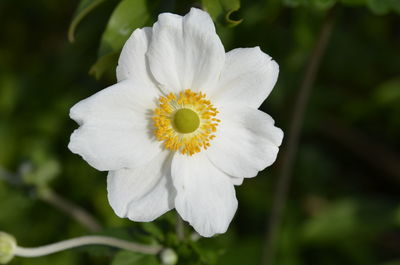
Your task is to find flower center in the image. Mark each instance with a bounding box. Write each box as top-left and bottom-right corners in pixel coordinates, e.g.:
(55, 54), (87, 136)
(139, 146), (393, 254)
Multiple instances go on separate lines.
(173, 108), (200, 134)
(153, 89), (220, 155)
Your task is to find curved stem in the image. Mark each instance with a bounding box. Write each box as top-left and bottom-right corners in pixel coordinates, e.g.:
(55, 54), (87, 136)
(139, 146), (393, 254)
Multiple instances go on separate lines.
(14, 236), (162, 257)
(262, 5), (338, 265)
(0, 164), (102, 232)
(0, 166), (22, 185)
(39, 190), (102, 232)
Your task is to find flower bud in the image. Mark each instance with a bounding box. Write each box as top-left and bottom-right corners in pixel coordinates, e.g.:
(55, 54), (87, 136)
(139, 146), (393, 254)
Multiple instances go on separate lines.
(0, 232), (16, 264)
(190, 232), (201, 242)
(160, 248), (178, 265)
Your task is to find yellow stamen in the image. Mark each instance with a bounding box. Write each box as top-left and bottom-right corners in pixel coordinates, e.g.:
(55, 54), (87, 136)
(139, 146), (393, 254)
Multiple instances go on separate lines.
(153, 89), (220, 155)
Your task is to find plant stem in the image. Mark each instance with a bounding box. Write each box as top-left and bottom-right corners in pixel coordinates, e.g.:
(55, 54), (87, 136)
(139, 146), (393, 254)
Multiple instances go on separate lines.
(14, 235), (162, 258)
(176, 214), (185, 241)
(0, 166), (21, 185)
(0, 164), (102, 232)
(262, 6), (338, 265)
(39, 189), (102, 232)
(320, 118), (400, 180)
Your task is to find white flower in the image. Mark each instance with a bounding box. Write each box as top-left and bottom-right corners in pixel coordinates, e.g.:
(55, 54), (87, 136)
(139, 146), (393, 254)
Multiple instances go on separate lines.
(68, 8), (283, 237)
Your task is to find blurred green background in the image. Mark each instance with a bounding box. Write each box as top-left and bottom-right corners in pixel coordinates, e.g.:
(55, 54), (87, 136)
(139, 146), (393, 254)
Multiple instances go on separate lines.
(0, 0), (399, 264)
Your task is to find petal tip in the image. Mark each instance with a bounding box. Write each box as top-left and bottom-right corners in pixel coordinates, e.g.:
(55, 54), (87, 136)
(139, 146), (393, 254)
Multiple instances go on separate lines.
(67, 130), (79, 153)
(276, 127), (284, 146)
(69, 103), (83, 125)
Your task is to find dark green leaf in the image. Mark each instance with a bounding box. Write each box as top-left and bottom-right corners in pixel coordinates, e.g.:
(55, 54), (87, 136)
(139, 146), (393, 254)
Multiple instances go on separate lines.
(394, 206), (400, 227)
(302, 200), (359, 242)
(339, 0), (366, 6)
(68, 0), (109, 42)
(98, 0), (150, 57)
(21, 149), (61, 189)
(394, 1), (400, 13)
(365, 0), (400, 14)
(374, 78), (400, 106)
(201, 0), (243, 27)
(111, 251), (160, 265)
(312, 0), (336, 9)
(190, 240), (225, 265)
(367, 0), (391, 14)
(22, 159), (60, 188)
(141, 223), (165, 241)
(379, 261), (400, 265)
(89, 52), (119, 80)
(283, 0), (336, 10)
(282, 0), (304, 7)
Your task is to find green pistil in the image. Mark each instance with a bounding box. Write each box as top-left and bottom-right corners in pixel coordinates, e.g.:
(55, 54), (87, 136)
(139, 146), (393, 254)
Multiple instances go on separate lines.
(173, 108), (200, 134)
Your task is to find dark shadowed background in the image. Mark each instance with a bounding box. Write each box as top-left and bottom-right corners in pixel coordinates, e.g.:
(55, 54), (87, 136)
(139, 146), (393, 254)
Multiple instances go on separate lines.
(0, 0), (399, 264)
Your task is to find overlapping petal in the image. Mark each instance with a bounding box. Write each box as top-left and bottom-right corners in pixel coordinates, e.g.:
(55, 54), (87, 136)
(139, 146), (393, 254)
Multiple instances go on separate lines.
(116, 27), (154, 83)
(126, 173), (176, 222)
(230, 177), (244, 186)
(147, 8), (225, 94)
(211, 47), (279, 109)
(107, 151), (175, 222)
(206, 105), (283, 179)
(172, 152), (238, 237)
(68, 79), (162, 171)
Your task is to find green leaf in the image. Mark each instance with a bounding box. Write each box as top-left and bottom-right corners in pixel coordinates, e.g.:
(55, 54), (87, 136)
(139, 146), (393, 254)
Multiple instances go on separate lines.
(366, 0), (400, 15)
(111, 251), (160, 265)
(367, 0), (391, 14)
(302, 200), (359, 243)
(283, 0), (335, 10)
(340, 0), (400, 13)
(0, 73), (18, 115)
(339, 0), (366, 6)
(394, 1), (400, 13)
(394, 205), (400, 227)
(21, 149), (61, 189)
(68, 0), (109, 42)
(89, 52), (119, 80)
(312, 0), (336, 9)
(379, 261), (400, 265)
(22, 159), (60, 189)
(282, 0), (305, 7)
(374, 78), (400, 106)
(201, 0), (243, 27)
(98, 0), (150, 57)
(91, 0), (151, 79)
(141, 223), (165, 241)
(186, 238), (226, 265)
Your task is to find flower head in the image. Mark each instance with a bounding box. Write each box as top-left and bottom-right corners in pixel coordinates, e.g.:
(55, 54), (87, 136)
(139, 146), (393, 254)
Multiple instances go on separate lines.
(153, 90), (219, 155)
(68, 8), (283, 237)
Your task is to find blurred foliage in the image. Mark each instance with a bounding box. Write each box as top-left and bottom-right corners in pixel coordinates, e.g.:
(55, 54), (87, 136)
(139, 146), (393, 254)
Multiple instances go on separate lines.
(201, 0), (243, 26)
(68, 0), (109, 42)
(112, 251), (159, 265)
(0, 0), (400, 264)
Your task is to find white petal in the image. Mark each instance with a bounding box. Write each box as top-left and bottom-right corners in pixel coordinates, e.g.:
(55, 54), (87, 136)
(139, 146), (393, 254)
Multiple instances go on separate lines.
(206, 105), (283, 179)
(231, 177), (244, 186)
(68, 79), (162, 171)
(127, 173), (176, 222)
(116, 27), (154, 82)
(172, 152), (238, 237)
(211, 47), (279, 108)
(147, 8), (225, 94)
(107, 151), (169, 217)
